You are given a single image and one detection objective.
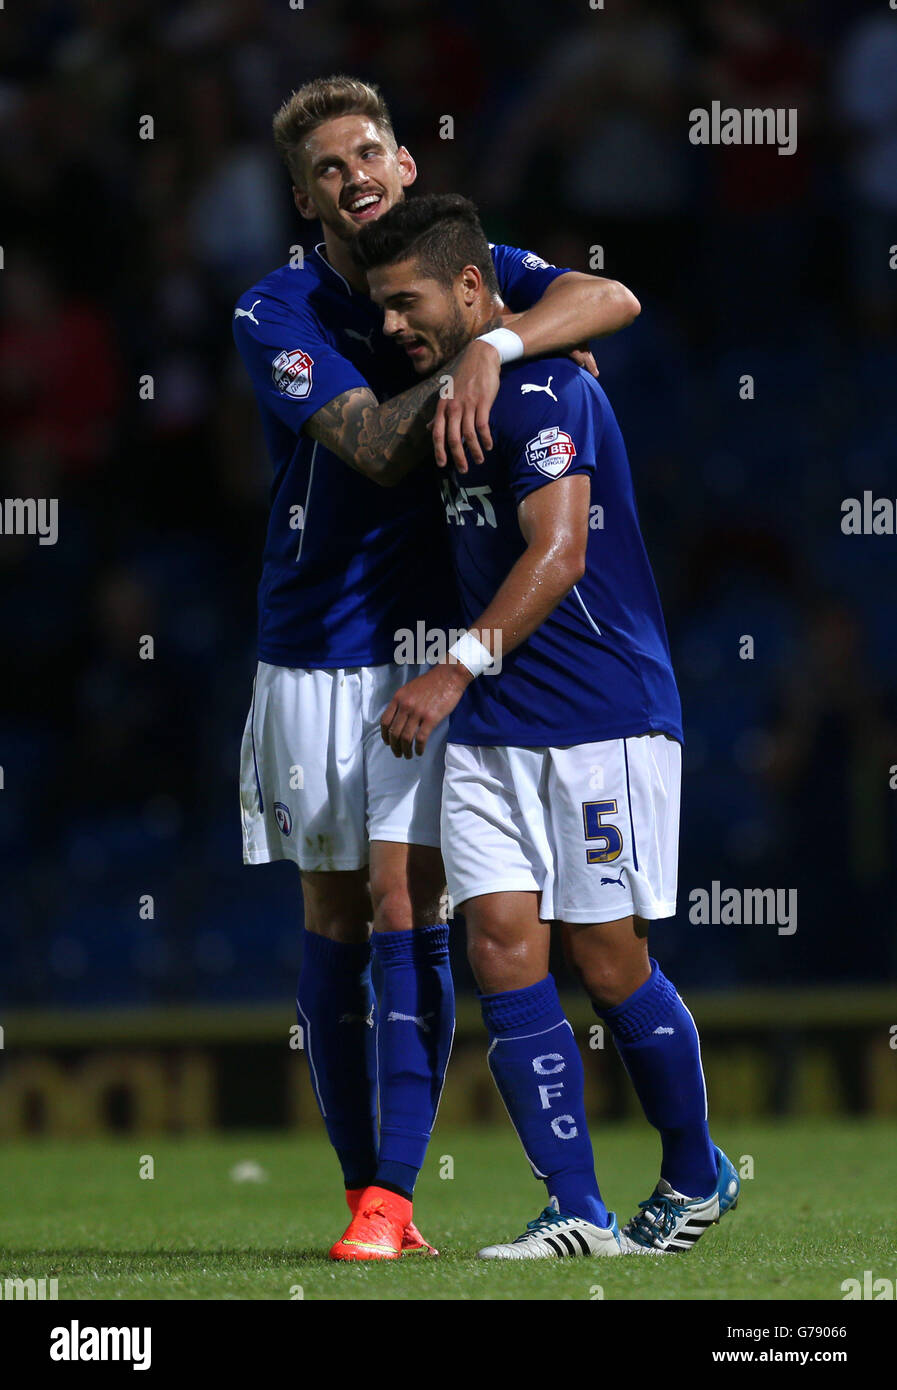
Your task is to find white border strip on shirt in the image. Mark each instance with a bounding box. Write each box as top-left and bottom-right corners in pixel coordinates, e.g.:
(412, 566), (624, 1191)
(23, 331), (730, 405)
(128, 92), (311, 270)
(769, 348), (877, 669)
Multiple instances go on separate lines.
(572, 584), (602, 637)
(295, 441), (318, 563)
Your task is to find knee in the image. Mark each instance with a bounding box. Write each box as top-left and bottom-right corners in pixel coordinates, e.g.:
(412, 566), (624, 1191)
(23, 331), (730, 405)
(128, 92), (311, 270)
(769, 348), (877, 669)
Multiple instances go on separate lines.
(467, 930), (535, 995)
(371, 883), (414, 933)
(568, 947), (650, 1011)
(467, 932), (500, 985)
(370, 854), (445, 931)
(579, 961), (632, 1010)
(405, 849), (447, 925)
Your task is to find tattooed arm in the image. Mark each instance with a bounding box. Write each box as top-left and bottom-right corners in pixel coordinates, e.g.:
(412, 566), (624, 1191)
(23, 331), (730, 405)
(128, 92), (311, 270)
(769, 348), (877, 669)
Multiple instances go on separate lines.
(303, 317), (507, 486)
(304, 367), (457, 487)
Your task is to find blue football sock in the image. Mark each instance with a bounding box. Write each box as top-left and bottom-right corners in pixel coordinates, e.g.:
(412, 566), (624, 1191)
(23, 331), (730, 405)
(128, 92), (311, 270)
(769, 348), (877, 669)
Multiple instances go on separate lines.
(372, 924), (455, 1198)
(481, 974), (609, 1228)
(597, 958), (718, 1198)
(296, 929), (378, 1191)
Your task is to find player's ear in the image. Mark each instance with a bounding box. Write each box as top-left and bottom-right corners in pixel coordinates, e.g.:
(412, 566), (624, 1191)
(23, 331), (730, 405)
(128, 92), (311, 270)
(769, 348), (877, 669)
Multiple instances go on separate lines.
(460, 264), (482, 304)
(396, 146), (417, 189)
(293, 183), (318, 220)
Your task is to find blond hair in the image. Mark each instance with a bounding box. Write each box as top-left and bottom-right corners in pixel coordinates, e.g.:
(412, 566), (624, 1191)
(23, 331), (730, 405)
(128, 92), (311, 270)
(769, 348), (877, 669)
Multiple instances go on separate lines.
(272, 75), (396, 183)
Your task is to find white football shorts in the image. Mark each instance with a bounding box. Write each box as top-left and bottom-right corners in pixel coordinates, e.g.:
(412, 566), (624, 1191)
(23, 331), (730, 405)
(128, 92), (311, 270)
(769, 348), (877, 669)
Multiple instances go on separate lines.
(441, 732), (680, 923)
(240, 661), (446, 872)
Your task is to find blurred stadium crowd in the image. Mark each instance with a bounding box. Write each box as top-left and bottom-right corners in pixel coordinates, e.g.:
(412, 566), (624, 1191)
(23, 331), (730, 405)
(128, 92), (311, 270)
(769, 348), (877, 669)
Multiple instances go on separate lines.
(1, 0), (895, 1007)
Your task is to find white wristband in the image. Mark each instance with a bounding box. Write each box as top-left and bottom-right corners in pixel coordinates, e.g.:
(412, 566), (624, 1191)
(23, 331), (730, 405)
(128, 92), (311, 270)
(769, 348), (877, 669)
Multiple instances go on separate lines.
(447, 630), (495, 678)
(476, 327), (524, 365)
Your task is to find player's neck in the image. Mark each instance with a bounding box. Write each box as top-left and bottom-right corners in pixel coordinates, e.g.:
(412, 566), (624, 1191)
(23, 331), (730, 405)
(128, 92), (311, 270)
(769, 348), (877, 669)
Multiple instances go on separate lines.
(469, 300), (506, 341)
(443, 303), (507, 363)
(319, 230), (369, 293)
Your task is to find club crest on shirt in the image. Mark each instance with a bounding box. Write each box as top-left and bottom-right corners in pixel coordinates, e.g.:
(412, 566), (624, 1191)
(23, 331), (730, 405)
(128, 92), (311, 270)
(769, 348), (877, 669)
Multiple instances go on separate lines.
(273, 801), (292, 835)
(525, 426), (577, 479)
(522, 252), (552, 270)
(272, 348), (314, 399)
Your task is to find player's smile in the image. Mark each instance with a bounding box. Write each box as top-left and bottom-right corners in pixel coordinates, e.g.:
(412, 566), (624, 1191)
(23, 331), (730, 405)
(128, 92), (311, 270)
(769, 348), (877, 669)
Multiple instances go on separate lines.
(396, 334), (431, 363)
(342, 188), (387, 223)
(294, 116), (417, 258)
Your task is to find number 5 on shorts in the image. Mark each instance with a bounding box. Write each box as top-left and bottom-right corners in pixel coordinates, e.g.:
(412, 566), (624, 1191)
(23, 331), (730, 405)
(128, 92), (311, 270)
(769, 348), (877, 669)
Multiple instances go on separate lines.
(582, 799), (623, 865)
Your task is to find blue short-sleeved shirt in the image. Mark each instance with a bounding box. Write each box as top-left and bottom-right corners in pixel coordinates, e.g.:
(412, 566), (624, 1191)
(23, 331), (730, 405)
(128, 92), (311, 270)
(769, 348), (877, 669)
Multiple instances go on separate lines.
(233, 243), (569, 667)
(441, 358), (683, 748)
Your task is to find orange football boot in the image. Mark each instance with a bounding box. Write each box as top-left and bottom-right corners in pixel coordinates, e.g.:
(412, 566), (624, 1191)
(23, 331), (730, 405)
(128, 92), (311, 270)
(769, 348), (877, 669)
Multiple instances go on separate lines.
(345, 1186), (438, 1256)
(332, 1184), (436, 1262)
(331, 1186), (410, 1261)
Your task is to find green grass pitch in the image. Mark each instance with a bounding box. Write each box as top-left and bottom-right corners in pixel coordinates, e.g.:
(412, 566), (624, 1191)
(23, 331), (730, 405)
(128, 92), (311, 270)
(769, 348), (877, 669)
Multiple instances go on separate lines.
(1, 1121), (893, 1300)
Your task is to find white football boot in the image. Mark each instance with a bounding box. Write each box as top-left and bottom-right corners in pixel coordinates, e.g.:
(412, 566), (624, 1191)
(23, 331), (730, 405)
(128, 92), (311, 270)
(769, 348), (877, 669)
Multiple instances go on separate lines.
(478, 1197), (622, 1260)
(620, 1146), (740, 1254)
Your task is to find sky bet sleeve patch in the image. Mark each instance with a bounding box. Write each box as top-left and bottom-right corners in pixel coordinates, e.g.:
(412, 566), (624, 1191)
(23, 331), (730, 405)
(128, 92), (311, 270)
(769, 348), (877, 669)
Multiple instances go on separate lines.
(271, 348), (314, 400)
(524, 426), (577, 479)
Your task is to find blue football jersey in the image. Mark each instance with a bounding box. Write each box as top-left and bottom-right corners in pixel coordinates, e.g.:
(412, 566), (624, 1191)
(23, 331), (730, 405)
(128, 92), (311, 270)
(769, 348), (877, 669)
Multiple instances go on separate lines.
(442, 358), (683, 747)
(233, 242), (569, 668)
